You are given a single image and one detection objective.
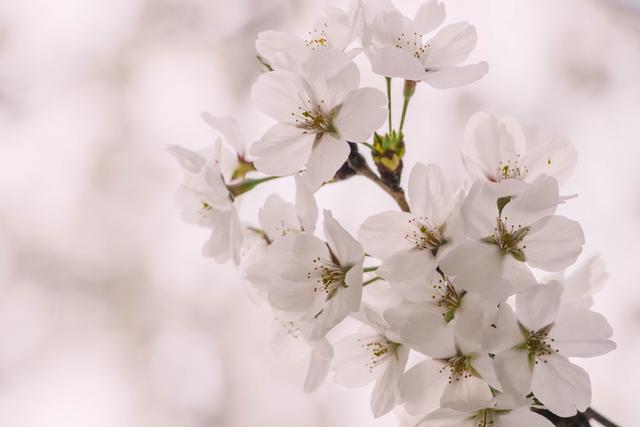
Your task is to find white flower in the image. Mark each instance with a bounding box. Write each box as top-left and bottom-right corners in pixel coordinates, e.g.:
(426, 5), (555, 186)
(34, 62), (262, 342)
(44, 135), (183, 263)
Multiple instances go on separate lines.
(201, 112), (251, 181)
(557, 255), (608, 311)
(440, 176), (584, 299)
(489, 281), (615, 417)
(167, 143), (243, 264)
(262, 210), (365, 340)
(462, 111), (577, 187)
(251, 48), (387, 190)
(267, 312), (334, 393)
(333, 304), (409, 417)
(256, 6), (356, 71)
(394, 305), (499, 415)
(358, 163), (461, 284)
(243, 173), (318, 300)
(418, 395), (554, 427)
(362, 0), (488, 88)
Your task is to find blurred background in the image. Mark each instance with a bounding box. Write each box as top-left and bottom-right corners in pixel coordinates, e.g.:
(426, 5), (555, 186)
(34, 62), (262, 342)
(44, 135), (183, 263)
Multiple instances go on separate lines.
(0, 0), (639, 425)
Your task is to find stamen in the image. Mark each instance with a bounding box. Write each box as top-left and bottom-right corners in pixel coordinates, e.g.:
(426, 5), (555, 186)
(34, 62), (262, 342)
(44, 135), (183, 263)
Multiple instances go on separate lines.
(494, 155), (528, 182)
(308, 257), (349, 300)
(404, 216), (448, 254)
(483, 217), (528, 261)
(358, 337), (398, 373)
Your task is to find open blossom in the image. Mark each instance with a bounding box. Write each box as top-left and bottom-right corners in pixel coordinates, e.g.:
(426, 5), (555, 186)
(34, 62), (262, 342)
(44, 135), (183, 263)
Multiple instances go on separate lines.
(167, 142), (243, 264)
(489, 282), (615, 417)
(358, 163), (461, 284)
(256, 6), (356, 71)
(262, 210), (364, 340)
(333, 304), (409, 417)
(362, 0), (488, 88)
(251, 48), (387, 190)
(462, 111), (577, 187)
(394, 305), (499, 415)
(418, 395), (554, 427)
(441, 175), (584, 299)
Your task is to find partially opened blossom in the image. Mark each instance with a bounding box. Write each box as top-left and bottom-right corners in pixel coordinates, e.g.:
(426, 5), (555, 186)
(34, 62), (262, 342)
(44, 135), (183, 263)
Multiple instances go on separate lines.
(333, 304), (409, 417)
(362, 0), (488, 88)
(395, 306), (499, 415)
(489, 282), (615, 417)
(251, 48), (387, 190)
(263, 210), (365, 340)
(462, 111), (577, 187)
(418, 395), (554, 427)
(358, 163), (461, 284)
(557, 255), (608, 311)
(201, 112), (253, 181)
(441, 175), (584, 299)
(167, 143), (243, 264)
(256, 6), (355, 71)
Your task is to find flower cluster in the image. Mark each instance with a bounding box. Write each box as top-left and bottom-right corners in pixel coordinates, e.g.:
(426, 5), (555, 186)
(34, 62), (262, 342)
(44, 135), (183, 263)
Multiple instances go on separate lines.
(169, 1), (615, 426)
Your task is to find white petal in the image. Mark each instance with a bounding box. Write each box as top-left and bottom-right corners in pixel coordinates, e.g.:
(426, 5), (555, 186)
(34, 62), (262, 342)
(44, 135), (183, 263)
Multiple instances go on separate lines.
(333, 87), (387, 142)
(502, 256), (537, 292)
(399, 359), (449, 415)
(323, 210), (364, 267)
(367, 45), (429, 80)
(258, 194), (300, 240)
(441, 375), (493, 410)
(201, 113), (244, 152)
(357, 211), (416, 259)
(305, 134), (350, 190)
(371, 345), (409, 417)
(251, 124), (315, 176)
(413, 0), (445, 34)
(516, 281), (562, 332)
(460, 181), (500, 241)
(408, 163), (454, 223)
(502, 175), (559, 227)
(399, 309), (456, 359)
(295, 172), (318, 233)
(268, 275), (316, 313)
(531, 353), (591, 417)
(501, 408), (554, 427)
(421, 62), (488, 89)
(561, 255), (608, 310)
(255, 30), (308, 71)
(378, 247), (437, 283)
(462, 112), (524, 182)
(304, 338), (334, 392)
(494, 347), (533, 396)
(523, 215), (584, 271)
(333, 333), (379, 387)
(525, 134), (577, 185)
(484, 303), (523, 354)
(549, 309), (615, 357)
(424, 22), (477, 68)
(418, 408), (476, 427)
(251, 70), (307, 122)
(301, 48), (360, 107)
(166, 145), (205, 174)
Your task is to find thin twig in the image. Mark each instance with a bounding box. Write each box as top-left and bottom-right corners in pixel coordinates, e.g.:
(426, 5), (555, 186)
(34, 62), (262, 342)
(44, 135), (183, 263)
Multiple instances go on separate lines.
(345, 143), (410, 212)
(585, 408), (620, 427)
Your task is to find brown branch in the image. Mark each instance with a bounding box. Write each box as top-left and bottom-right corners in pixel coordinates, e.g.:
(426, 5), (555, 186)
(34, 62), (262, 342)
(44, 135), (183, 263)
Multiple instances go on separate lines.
(343, 143), (410, 212)
(534, 407), (621, 427)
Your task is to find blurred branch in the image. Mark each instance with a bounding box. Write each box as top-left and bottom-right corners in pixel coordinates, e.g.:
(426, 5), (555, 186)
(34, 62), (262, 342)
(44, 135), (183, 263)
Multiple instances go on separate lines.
(535, 407), (620, 427)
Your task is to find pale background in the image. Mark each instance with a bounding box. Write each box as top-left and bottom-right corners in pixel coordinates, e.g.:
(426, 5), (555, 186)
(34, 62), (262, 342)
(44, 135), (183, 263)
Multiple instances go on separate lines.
(0, 0), (639, 426)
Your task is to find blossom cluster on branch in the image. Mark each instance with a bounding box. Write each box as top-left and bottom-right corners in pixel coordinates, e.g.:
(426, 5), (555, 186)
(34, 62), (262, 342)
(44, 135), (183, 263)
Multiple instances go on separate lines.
(169, 1), (616, 426)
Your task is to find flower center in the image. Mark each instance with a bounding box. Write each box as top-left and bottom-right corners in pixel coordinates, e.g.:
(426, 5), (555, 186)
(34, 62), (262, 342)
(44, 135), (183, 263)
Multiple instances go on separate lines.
(309, 257), (349, 300)
(439, 354), (475, 383)
(493, 156), (528, 182)
(474, 409), (505, 427)
(519, 325), (558, 366)
(482, 217), (528, 261)
(292, 102), (337, 135)
(405, 216), (448, 254)
(431, 277), (465, 323)
(394, 32), (428, 60)
(360, 337), (398, 373)
(305, 22), (330, 50)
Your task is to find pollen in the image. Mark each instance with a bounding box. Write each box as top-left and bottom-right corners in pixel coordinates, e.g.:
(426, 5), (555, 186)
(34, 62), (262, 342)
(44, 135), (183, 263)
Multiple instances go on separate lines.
(483, 217), (529, 261)
(359, 337), (398, 373)
(309, 257), (349, 301)
(404, 216), (448, 254)
(494, 155), (528, 182)
(439, 354), (475, 384)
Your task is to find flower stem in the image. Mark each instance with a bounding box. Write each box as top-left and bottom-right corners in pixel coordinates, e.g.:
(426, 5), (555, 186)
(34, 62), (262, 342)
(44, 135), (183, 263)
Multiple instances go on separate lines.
(363, 266), (379, 273)
(386, 77), (392, 133)
(227, 175), (281, 197)
(347, 148), (410, 212)
(363, 276), (382, 287)
(399, 80), (417, 133)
